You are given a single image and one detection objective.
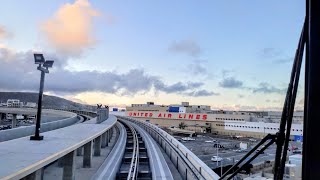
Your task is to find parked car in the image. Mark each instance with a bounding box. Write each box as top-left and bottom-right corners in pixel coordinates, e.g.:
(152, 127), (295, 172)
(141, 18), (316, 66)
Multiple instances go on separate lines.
(233, 149), (248, 153)
(211, 156), (223, 162)
(205, 140), (217, 143)
(249, 138), (257, 142)
(213, 144), (224, 148)
(232, 135), (243, 139)
(292, 149), (302, 154)
(256, 148), (265, 154)
(181, 137), (195, 141)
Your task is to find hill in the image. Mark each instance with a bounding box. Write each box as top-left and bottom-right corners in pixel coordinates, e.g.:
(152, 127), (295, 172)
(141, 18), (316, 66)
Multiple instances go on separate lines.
(0, 92), (95, 111)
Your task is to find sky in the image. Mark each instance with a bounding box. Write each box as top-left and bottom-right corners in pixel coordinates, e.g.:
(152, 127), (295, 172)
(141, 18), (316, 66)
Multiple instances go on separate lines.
(0, 0), (306, 110)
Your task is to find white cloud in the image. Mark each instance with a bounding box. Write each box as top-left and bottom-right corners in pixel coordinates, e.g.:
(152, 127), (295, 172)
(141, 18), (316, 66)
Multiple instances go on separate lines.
(41, 0), (100, 56)
(0, 25), (12, 40)
(0, 46), (215, 97)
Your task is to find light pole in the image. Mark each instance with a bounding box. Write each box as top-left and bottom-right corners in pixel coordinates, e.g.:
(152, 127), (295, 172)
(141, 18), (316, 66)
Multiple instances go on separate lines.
(30, 54), (54, 141)
(216, 142), (222, 176)
(195, 123), (198, 133)
(221, 158), (223, 177)
(216, 142), (219, 167)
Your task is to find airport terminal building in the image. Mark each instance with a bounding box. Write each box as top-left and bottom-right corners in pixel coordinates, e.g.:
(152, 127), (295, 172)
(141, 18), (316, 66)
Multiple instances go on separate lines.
(126, 102), (303, 139)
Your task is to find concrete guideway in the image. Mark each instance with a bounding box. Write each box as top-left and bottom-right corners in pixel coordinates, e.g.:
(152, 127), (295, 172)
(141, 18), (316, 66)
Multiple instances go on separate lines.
(118, 120), (140, 179)
(0, 109), (79, 142)
(0, 107), (76, 117)
(126, 120), (174, 180)
(55, 109), (97, 118)
(95, 117), (173, 180)
(120, 116), (220, 180)
(91, 122), (127, 180)
(0, 115), (117, 180)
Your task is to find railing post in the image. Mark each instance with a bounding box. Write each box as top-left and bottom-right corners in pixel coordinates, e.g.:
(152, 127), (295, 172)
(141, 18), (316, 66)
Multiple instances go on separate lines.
(76, 146), (83, 156)
(58, 158), (64, 167)
(12, 114), (17, 128)
(21, 169), (43, 180)
(0, 113), (3, 124)
(106, 130), (109, 146)
(83, 141), (92, 168)
(94, 136), (102, 156)
(62, 150), (76, 180)
(110, 127), (113, 140)
(101, 132), (107, 148)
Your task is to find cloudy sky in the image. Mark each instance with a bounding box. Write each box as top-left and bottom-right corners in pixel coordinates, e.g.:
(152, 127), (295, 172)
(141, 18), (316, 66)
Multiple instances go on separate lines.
(0, 0), (305, 110)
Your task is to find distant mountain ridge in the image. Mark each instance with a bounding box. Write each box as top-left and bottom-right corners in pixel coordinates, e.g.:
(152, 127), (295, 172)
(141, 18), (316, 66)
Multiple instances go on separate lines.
(0, 92), (95, 111)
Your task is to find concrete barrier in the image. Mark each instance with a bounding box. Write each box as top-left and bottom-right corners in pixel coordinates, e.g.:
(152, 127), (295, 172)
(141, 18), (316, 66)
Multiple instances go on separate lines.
(0, 115), (117, 180)
(0, 114), (78, 142)
(97, 108), (109, 124)
(52, 108), (97, 118)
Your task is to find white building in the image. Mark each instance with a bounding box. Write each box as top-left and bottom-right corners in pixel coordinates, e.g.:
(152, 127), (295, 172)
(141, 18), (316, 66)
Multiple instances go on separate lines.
(7, 99), (22, 108)
(25, 102), (37, 108)
(6, 114), (24, 120)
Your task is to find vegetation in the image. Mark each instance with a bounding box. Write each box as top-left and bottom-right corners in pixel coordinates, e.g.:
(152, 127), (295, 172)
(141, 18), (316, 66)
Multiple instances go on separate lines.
(178, 122), (187, 129)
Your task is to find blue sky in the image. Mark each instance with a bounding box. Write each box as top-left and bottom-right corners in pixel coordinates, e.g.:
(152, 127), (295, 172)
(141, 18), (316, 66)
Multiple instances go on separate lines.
(0, 0), (305, 110)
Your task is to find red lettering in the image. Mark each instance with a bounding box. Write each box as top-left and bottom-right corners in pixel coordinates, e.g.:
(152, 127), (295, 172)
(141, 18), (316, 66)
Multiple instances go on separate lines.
(179, 114), (183, 118)
(168, 114), (172, 118)
(188, 114), (194, 119)
(133, 112), (137, 116)
(184, 114), (186, 118)
(164, 113), (166, 118)
(129, 112), (132, 116)
(203, 115), (207, 120)
(145, 113), (148, 117)
(158, 113), (162, 117)
(149, 113), (153, 117)
(196, 114), (200, 120)
(141, 113), (144, 117)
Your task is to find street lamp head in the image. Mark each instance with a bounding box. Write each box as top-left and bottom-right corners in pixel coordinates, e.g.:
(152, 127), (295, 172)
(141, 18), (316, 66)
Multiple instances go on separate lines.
(43, 60), (54, 68)
(34, 54), (45, 64)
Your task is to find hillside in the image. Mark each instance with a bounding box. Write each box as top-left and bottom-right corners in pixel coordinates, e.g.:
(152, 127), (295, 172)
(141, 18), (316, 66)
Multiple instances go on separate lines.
(0, 92), (95, 111)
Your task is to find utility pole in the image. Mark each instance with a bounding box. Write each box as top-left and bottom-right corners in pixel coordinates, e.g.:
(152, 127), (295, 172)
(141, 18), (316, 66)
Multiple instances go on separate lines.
(221, 159), (223, 176)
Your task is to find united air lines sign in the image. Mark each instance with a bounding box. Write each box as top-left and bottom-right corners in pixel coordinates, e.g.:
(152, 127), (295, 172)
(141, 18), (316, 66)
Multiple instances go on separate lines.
(126, 111), (208, 120)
